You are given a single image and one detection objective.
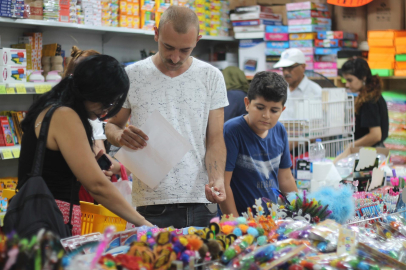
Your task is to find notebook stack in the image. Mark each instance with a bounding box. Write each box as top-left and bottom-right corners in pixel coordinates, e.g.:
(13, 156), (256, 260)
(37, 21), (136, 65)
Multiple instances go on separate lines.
(314, 31), (358, 77)
(368, 30), (406, 77)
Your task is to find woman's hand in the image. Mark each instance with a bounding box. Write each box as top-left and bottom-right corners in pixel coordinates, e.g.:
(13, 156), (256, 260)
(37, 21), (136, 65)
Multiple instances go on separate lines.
(103, 165), (114, 181)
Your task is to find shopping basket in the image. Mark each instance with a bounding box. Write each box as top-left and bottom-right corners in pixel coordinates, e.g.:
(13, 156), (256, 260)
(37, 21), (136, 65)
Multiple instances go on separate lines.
(80, 201), (127, 235)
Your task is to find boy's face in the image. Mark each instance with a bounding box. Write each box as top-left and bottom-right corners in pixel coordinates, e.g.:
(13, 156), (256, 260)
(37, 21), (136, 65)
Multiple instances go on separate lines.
(244, 96), (285, 135)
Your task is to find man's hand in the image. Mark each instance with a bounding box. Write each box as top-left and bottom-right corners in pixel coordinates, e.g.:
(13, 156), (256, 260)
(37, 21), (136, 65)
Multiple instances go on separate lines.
(118, 125), (149, 150)
(205, 180), (226, 203)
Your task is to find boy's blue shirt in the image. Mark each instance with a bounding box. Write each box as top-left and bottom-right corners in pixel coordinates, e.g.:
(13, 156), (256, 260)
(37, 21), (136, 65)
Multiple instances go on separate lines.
(220, 115), (292, 216)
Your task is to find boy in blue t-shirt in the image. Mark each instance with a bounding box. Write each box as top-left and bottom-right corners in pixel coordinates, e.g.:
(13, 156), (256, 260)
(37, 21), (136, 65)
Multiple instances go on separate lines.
(219, 71), (298, 217)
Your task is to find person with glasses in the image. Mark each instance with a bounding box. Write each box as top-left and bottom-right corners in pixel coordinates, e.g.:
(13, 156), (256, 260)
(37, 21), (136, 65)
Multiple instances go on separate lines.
(273, 48), (322, 120)
(17, 55), (153, 236)
(63, 47), (129, 203)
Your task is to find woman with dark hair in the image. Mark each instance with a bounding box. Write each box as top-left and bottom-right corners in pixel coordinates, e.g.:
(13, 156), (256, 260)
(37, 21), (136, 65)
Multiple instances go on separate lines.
(17, 54), (152, 235)
(341, 57), (389, 147)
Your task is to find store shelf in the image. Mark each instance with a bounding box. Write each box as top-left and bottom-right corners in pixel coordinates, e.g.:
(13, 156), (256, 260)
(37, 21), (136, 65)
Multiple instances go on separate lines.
(0, 17), (235, 41)
(0, 145), (20, 160)
(0, 82), (57, 94)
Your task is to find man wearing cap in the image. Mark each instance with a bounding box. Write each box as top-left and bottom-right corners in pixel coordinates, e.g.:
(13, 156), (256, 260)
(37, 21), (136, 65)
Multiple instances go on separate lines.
(274, 48), (322, 120)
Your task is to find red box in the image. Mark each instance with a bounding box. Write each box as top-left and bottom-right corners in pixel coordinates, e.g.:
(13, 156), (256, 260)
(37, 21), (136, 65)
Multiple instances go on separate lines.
(0, 117), (14, 147)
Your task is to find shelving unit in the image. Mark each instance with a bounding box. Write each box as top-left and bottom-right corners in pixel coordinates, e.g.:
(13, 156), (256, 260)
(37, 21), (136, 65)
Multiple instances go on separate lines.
(0, 17), (235, 42)
(0, 17), (238, 178)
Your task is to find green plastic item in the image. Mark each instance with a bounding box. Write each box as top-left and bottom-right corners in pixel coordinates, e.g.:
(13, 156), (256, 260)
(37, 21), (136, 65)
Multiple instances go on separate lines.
(371, 69), (394, 77)
(396, 54), (406, 61)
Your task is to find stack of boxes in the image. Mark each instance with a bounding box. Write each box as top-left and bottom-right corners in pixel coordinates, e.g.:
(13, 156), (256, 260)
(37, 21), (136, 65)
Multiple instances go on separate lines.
(43, 0), (59, 21)
(81, 0), (102, 26)
(195, 0), (209, 36)
(24, 0), (43, 20)
(140, 0), (155, 30)
(118, 0), (139, 28)
(69, 0), (78, 23)
(0, 48), (27, 83)
(231, 5), (282, 40)
(286, 1), (330, 73)
(368, 30), (406, 77)
(264, 25), (288, 74)
(17, 32), (43, 71)
(218, 0), (230, 37)
(193, 0), (229, 37)
(395, 36), (406, 76)
(1, 0), (24, 18)
(101, 0), (118, 27)
(314, 31), (358, 77)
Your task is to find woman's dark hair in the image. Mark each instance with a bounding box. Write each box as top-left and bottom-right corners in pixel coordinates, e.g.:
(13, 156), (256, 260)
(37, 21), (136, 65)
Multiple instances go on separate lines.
(341, 57), (382, 113)
(22, 54), (129, 148)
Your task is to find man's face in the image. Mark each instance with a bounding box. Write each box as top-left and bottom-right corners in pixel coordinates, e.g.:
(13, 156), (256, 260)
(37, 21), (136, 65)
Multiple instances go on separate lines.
(154, 22), (201, 71)
(282, 63), (305, 87)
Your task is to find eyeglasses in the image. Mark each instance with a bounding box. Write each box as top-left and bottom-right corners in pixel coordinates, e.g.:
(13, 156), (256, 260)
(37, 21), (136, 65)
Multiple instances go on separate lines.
(282, 64), (301, 72)
(89, 100), (119, 120)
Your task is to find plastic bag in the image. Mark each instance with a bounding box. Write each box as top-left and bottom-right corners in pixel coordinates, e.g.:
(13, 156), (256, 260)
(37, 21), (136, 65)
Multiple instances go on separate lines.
(112, 179), (132, 206)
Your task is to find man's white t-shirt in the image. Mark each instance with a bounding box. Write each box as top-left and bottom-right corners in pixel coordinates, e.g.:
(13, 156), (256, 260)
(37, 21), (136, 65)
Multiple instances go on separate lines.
(89, 119), (107, 140)
(280, 75), (322, 120)
(123, 57), (229, 206)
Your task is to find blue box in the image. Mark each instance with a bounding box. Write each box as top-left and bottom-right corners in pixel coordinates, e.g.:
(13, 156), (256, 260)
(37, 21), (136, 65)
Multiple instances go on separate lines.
(314, 47), (342, 55)
(289, 40), (314, 48)
(265, 25), (289, 33)
(265, 48), (285, 56)
(266, 41), (289, 49)
(233, 19), (282, 27)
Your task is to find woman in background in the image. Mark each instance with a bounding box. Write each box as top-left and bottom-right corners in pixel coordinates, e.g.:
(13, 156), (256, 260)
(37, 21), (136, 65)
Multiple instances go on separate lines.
(341, 57), (389, 147)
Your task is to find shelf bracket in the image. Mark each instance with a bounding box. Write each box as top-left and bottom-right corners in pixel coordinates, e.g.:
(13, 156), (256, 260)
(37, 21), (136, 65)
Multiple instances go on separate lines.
(102, 33), (115, 44)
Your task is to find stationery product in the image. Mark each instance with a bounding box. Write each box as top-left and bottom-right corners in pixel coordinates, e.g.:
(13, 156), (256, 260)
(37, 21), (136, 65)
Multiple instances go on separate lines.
(265, 25), (288, 33)
(0, 48), (27, 66)
(287, 10), (330, 20)
(289, 40), (314, 48)
(287, 18), (331, 26)
(264, 33), (289, 41)
(317, 31), (357, 40)
(289, 33), (317, 40)
(288, 25), (329, 33)
(286, 1), (328, 12)
(266, 41), (289, 49)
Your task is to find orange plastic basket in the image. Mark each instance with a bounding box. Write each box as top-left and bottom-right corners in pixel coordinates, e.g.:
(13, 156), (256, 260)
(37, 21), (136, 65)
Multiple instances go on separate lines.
(80, 201), (127, 235)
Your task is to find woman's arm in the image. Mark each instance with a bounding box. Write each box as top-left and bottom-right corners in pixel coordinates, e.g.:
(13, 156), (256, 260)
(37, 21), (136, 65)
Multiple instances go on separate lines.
(49, 107), (152, 227)
(354, 126), (382, 147)
(219, 171), (239, 217)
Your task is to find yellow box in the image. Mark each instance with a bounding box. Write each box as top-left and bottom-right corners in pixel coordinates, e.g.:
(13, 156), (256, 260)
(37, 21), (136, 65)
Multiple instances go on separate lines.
(289, 33), (317, 40)
(119, 15), (128, 27)
(119, 1), (127, 15)
(394, 69), (406, 76)
(368, 38), (394, 47)
(368, 61), (395, 69)
(368, 30), (406, 39)
(368, 53), (395, 62)
(369, 47), (396, 54)
(396, 45), (406, 54)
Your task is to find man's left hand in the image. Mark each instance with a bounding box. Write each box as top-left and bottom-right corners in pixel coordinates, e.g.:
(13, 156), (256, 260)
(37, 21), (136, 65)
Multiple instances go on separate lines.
(205, 180), (226, 203)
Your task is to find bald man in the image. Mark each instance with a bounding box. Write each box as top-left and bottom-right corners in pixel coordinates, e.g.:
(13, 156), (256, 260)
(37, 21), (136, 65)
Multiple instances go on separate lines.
(106, 6), (229, 228)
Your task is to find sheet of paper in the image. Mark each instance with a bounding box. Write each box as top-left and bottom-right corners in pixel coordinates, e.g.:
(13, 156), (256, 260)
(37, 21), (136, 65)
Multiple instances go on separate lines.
(115, 110), (192, 189)
(356, 148), (377, 171)
(368, 167), (385, 191)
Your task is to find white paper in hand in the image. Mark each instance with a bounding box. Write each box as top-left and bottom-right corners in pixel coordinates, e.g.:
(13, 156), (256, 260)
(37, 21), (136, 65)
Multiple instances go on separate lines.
(115, 110), (192, 189)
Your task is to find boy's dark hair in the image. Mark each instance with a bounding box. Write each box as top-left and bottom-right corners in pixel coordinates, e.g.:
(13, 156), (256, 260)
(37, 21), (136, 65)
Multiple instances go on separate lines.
(247, 71), (288, 105)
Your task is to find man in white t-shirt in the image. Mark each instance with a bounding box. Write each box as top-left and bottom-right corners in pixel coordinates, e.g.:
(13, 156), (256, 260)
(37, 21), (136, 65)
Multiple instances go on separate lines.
(274, 48), (322, 120)
(106, 6), (229, 228)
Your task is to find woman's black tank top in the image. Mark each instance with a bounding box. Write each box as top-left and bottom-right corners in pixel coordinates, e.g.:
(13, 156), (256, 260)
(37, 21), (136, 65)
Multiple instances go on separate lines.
(17, 117), (81, 205)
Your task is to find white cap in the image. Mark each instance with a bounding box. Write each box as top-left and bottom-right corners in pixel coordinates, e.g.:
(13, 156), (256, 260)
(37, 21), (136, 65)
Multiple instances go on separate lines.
(273, 48), (306, 68)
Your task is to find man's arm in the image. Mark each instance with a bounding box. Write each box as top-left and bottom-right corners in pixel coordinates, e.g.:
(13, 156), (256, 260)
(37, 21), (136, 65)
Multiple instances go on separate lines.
(354, 126), (382, 147)
(204, 108), (227, 203)
(105, 108), (149, 150)
(278, 168), (298, 195)
(219, 171), (239, 217)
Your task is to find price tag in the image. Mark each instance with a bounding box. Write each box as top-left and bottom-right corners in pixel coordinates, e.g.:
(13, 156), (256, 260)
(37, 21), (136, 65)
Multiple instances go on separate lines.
(6, 88), (15, 94)
(1, 149), (13, 159)
(11, 148), (20, 158)
(16, 84), (27, 94)
(34, 85), (42, 94)
(44, 84), (52, 92)
(0, 85), (5, 94)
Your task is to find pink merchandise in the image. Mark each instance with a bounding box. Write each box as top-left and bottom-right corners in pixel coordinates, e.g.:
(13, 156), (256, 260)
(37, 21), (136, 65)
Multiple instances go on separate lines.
(314, 69), (337, 77)
(298, 47), (314, 55)
(314, 62), (337, 69)
(264, 33), (289, 41)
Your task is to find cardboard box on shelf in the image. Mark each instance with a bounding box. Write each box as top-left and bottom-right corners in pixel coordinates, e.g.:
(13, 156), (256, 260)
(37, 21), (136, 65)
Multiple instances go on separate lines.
(367, 0), (405, 31)
(334, 5), (367, 42)
(229, 0), (257, 10)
